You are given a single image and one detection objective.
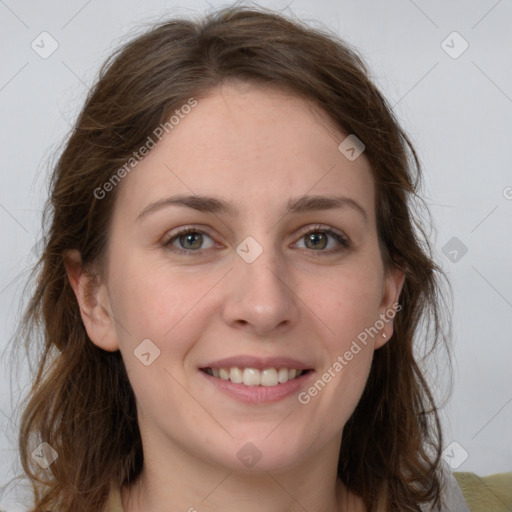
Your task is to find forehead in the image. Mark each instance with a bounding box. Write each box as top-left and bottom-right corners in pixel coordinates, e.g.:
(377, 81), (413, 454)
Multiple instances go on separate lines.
(113, 82), (376, 223)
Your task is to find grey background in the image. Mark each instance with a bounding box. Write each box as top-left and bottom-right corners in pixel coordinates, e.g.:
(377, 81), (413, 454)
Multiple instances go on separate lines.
(1, 0), (511, 509)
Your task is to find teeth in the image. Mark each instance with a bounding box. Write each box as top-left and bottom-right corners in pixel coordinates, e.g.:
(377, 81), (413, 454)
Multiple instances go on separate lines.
(260, 368), (278, 387)
(278, 368), (289, 383)
(229, 366), (243, 384)
(206, 367), (305, 386)
(243, 368), (260, 386)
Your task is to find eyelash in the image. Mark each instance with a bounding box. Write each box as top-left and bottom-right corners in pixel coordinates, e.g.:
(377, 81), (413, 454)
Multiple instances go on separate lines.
(162, 224), (350, 256)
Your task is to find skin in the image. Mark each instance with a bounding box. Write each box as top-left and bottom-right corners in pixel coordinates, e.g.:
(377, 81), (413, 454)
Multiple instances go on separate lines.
(66, 81), (405, 512)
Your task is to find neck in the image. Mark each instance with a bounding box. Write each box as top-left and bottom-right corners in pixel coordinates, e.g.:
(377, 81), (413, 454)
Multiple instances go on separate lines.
(121, 431), (359, 512)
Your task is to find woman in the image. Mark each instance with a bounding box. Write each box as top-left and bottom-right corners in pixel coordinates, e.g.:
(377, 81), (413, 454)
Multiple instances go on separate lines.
(13, 5), (469, 511)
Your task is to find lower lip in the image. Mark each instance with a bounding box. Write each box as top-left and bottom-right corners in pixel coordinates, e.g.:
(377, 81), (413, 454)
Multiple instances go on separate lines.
(200, 370), (314, 404)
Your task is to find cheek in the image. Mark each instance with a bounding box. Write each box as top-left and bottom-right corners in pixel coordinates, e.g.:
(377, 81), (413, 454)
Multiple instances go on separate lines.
(303, 261), (382, 410)
(108, 257), (224, 382)
(111, 265), (204, 416)
(312, 264), (384, 343)
(109, 256), (208, 336)
(314, 341), (374, 429)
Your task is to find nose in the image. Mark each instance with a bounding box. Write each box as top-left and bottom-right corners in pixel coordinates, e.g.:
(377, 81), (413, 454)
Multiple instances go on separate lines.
(221, 240), (300, 338)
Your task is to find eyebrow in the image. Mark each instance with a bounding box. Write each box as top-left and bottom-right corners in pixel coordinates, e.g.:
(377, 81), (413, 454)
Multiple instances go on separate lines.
(136, 193), (368, 225)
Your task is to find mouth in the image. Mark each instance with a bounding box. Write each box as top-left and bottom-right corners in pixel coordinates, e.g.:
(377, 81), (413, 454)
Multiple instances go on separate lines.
(200, 367), (312, 387)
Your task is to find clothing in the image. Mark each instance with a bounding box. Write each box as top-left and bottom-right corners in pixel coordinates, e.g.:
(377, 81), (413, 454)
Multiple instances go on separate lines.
(430, 462), (471, 511)
(103, 463), (471, 511)
(104, 485), (123, 512)
(453, 471), (512, 511)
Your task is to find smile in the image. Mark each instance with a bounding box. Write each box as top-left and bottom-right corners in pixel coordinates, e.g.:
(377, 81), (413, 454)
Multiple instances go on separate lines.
(201, 367), (307, 386)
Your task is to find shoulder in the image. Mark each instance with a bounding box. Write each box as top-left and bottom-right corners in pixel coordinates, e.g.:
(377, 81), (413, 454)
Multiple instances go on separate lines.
(431, 461), (512, 512)
(454, 470), (512, 512)
(103, 483), (124, 512)
(102, 470), (512, 512)
(431, 461), (471, 512)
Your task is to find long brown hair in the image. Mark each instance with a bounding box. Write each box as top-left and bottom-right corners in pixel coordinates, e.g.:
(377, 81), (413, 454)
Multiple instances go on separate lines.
(10, 5), (452, 511)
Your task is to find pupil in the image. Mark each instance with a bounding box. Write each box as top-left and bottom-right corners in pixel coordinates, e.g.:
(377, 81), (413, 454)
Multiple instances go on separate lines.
(307, 232), (326, 249)
(182, 232), (201, 249)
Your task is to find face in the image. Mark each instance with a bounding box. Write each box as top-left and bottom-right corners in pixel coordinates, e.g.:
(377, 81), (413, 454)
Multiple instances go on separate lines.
(70, 81), (404, 474)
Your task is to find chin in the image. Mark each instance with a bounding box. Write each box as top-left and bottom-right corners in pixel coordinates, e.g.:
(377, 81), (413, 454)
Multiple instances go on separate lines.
(199, 432), (310, 474)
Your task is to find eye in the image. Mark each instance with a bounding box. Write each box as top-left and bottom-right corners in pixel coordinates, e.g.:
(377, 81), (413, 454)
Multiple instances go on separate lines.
(293, 225), (350, 254)
(162, 224), (350, 256)
(163, 227), (216, 254)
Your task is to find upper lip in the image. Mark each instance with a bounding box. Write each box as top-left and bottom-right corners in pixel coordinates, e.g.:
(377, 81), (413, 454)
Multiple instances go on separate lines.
(200, 356), (313, 371)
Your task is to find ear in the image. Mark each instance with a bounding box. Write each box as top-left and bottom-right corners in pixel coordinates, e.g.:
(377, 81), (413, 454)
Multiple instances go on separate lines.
(63, 249), (120, 352)
(374, 264), (406, 349)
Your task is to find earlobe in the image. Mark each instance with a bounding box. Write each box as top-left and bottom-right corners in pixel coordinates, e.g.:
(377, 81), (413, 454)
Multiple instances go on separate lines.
(63, 249), (120, 352)
(375, 265), (406, 349)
